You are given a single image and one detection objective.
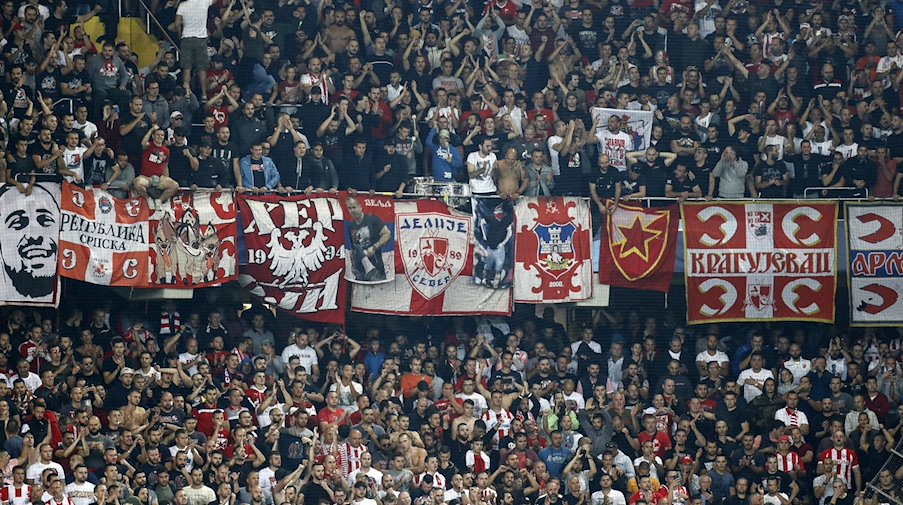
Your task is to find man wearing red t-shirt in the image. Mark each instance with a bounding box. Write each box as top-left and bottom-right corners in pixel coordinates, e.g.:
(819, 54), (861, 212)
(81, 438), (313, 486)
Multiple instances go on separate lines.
(134, 125), (179, 202)
(634, 414), (673, 459)
(192, 386), (221, 437)
(318, 390), (347, 431)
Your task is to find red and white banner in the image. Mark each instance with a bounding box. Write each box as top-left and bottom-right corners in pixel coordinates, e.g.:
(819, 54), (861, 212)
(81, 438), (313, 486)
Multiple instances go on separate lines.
(599, 204), (679, 293)
(352, 200), (511, 316)
(238, 194), (347, 324)
(513, 197), (592, 303)
(682, 202), (837, 324)
(148, 191), (238, 287)
(846, 204), (903, 326)
(59, 182), (149, 286)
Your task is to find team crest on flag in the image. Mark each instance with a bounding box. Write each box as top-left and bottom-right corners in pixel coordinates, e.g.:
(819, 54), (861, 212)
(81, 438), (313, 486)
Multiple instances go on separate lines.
(747, 210), (772, 239)
(352, 200), (510, 316)
(513, 197), (592, 303)
(599, 204), (678, 292)
(536, 223), (576, 276)
(745, 282), (774, 312)
(398, 212), (469, 300)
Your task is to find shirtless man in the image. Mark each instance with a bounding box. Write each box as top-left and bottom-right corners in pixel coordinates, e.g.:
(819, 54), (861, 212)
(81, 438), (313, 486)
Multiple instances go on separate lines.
(494, 147), (528, 200)
(323, 11), (356, 54)
(396, 432), (426, 473)
(451, 400), (478, 436)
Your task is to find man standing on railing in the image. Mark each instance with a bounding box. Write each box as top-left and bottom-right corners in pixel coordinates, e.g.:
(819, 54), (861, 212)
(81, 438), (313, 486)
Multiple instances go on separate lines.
(175, 0), (214, 100)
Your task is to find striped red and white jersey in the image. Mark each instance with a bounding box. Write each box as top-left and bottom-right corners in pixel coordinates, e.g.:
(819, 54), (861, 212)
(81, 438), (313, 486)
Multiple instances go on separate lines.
(338, 442), (368, 477)
(820, 447), (860, 486)
(776, 451), (801, 473)
(481, 408), (515, 446)
(1, 484), (33, 505)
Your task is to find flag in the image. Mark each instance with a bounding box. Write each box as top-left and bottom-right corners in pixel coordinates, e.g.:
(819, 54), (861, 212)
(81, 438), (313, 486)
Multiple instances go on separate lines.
(846, 204), (903, 326)
(513, 197), (592, 303)
(472, 197), (516, 289)
(59, 182), (149, 286)
(682, 202), (837, 324)
(147, 191), (238, 287)
(339, 192), (395, 284)
(599, 204), (678, 293)
(590, 107), (655, 151)
(238, 194), (347, 324)
(352, 200), (511, 316)
(0, 182), (60, 307)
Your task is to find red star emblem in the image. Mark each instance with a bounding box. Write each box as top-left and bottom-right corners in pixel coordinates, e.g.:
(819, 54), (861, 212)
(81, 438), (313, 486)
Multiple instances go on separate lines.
(613, 214), (663, 262)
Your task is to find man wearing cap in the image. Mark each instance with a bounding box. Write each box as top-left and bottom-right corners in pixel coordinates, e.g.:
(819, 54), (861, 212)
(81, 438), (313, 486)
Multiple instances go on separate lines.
(426, 127), (464, 182)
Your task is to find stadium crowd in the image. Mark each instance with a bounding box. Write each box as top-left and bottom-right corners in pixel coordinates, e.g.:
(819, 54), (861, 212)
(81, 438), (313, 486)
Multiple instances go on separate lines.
(3, 0), (903, 505)
(0, 303), (902, 505)
(5, 0), (903, 208)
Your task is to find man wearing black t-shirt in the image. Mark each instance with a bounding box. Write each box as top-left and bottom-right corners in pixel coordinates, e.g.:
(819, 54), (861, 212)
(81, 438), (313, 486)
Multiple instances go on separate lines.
(627, 147), (677, 198)
(620, 165), (647, 200)
(753, 145), (789, 198)
(786, 140), (829, 197)
(665, 164), (702, 199)
(589, 154), (621, 214)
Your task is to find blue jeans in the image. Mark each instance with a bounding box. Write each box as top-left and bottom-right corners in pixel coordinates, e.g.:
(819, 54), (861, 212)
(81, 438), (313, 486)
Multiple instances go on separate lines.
(246, 64), (276, 95)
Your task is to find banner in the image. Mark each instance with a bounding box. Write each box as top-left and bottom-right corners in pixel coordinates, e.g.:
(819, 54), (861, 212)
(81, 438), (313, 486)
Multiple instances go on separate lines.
(682, 202), (837, 324)
(847, 204), (903, 326)
(59, 183), (149, 286)
(590, 107), (654, 151)
(473, 197), (515, 289)
(514, 197), (592, 303)
(148, 191), (238, 287)
(237, 194), (347, 324)
(0, 182), (61, 307)
(352, 200), (511, 316)
(600, 204), (678, 293)
(339, 193), (395, 284)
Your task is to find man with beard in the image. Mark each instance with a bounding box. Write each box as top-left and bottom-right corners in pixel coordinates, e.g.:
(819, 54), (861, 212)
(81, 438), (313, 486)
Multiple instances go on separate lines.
(0, 183), (59, 302)
(345, 196), (390, 282)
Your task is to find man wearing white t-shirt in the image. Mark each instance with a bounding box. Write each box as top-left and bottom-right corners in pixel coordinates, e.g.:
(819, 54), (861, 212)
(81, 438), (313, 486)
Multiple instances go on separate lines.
(466, 138), (498, 195)
(737, 353), (775, 403)
(695, 334), (730, 377)
(175, 0), (213, 98)
(281, 330), (320, 379)
(591, 115), (633, 171)
(548, 121), (568, 175)
(348, 452), (383, 490)
(60, 131), (94, 183)
(64, 465), (95, 505)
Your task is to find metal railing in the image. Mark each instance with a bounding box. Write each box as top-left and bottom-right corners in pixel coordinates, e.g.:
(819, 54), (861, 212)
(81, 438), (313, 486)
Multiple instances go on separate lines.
(131, 0), (179, 60)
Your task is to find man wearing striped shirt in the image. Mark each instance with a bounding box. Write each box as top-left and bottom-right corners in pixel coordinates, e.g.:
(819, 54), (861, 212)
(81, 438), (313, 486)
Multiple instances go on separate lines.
(817, 430), (862, 493)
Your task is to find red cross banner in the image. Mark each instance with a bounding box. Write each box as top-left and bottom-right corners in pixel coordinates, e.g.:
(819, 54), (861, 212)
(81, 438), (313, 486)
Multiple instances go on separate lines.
(351, 199), (511, 316)
(238, 194), (348, 324)
(59, 182), (150, 286)
(682, 202), (837, 324)
(599, 204), (679, 293)
(513, 197), (593, 303)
